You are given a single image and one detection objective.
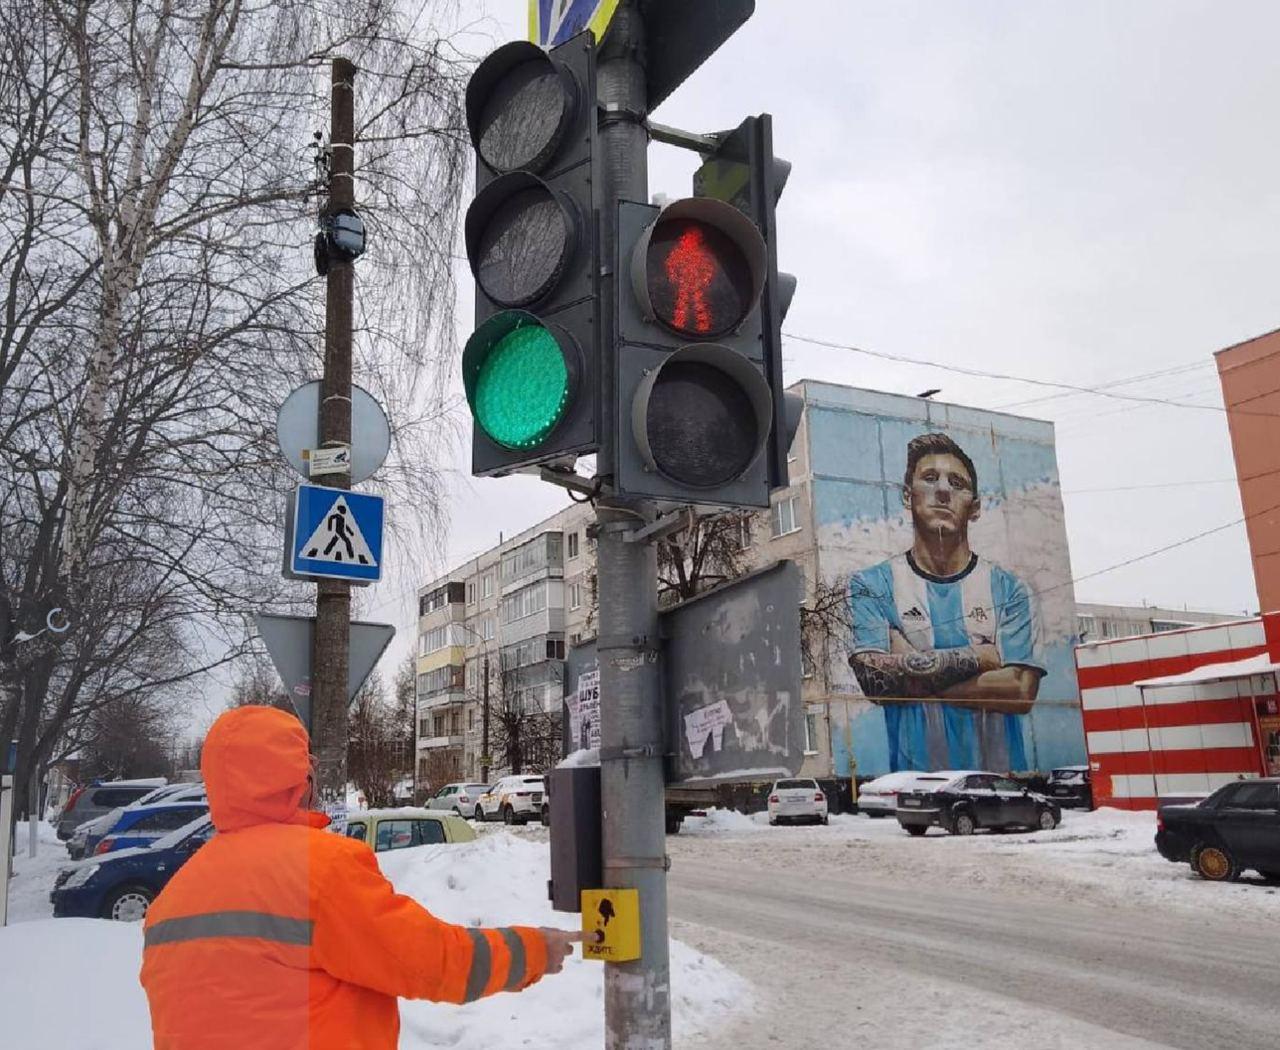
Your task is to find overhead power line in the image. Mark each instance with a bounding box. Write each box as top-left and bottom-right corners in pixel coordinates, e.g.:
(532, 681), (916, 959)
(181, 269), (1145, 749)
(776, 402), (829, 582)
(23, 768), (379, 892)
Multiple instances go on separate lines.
(783, 332), (1280, 420)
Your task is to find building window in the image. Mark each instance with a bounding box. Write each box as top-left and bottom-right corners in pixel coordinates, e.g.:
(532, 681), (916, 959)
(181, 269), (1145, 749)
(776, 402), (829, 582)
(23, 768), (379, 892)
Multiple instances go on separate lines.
(500, 581), (548, 625)
(589, 573), (598, 603)
(418, 718), (429, 738)
(771, 496), (800, 538)
(482, 574), (493, 599)
(569, 582), (582, 610)
(570, 632), (582, 646)
(567, 532), (580, 559)
(467, 581), (475, 606)
(1077, 615), (1096, 641)
(736, 516), (753, 550)
(481, 617), (494, 641)
(804, 712), (819, 755)
(468, 708), (476, 730)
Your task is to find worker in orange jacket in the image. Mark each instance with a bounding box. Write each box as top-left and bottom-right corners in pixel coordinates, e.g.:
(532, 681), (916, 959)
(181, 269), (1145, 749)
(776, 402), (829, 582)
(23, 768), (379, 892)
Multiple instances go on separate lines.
(140, 706), (579, 1049)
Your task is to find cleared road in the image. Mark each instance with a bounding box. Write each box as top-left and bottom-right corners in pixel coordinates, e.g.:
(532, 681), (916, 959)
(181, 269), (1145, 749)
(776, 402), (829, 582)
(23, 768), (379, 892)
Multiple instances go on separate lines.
(669, 845), (1278, 1050)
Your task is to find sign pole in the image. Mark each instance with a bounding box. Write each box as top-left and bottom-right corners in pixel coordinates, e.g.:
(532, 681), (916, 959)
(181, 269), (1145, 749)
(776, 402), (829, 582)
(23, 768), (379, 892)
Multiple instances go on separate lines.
(595, 5), (670, 1047)
(311, 57), (356, 815)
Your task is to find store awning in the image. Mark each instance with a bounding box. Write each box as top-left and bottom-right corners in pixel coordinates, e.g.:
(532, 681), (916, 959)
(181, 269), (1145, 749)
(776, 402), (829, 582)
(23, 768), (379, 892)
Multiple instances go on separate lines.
(1135, 653), (1280, 689)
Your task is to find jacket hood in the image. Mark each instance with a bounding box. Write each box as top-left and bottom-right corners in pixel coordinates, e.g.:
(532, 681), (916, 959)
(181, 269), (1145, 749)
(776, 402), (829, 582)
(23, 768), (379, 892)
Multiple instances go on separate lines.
(201, 707), (312, 832)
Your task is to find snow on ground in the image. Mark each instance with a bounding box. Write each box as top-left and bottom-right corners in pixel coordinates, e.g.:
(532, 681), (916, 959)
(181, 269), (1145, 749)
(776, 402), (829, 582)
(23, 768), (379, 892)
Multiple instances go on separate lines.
(5, 819), (68, 923)
(0, 825), (747, 1050)
(673, 806), (1280, 923)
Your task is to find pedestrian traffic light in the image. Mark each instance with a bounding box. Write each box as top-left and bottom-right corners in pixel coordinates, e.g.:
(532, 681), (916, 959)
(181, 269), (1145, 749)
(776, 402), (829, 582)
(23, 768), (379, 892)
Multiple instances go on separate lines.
(693, 114), (800, 491)
(612, 195), (774, 507)
(462, 34), (599, 476)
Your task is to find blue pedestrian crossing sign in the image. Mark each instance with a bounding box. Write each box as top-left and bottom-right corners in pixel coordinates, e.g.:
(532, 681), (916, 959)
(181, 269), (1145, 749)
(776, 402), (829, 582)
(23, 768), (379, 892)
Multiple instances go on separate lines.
(290, 485), (384, 583)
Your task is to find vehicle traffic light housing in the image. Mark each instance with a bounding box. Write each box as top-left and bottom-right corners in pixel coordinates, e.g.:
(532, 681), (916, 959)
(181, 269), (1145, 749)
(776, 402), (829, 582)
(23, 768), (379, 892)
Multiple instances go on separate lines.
(693, 114), (800, 490)
(462, 34), (600, 476)
(613, 196), (775, 507)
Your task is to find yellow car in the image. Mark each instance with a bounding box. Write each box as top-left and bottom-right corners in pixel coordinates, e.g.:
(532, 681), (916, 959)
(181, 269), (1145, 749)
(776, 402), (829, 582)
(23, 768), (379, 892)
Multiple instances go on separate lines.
(342, 808), (477, 853)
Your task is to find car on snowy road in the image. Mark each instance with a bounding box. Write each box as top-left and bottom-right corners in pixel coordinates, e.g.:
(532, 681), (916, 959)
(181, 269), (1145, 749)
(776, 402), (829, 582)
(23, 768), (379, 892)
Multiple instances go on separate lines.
(342, 808), (477, 852)
(474, 775), (545, 824)
(51, 815), (214, 921)
(767, 779), (829, 826)
(896, 771), (1061, 836)
(856, 771), (931, 817)
(55, 778), (168, 840)
(70, 782), (207, 859)
(425, 782), (490, 819)
(1155, 777), (1280, 882)
(1045, 766), (1093, 810)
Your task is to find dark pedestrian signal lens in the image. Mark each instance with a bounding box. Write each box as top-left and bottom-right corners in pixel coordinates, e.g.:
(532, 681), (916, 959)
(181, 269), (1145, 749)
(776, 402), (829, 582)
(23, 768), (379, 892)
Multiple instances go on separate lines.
(645, 360), (760, 487)
(475, 60), (569, 173)
(646, 219), (754, 338)
(473, 186), (573, 307)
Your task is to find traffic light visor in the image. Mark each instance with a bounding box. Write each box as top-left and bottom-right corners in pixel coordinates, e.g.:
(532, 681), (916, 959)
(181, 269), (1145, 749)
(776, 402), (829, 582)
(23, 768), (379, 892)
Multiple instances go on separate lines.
(630, 197), (766, 339)
(463, 311), (580, 451)
(466, 41), (578, 175)
(631, 344), (773, 488)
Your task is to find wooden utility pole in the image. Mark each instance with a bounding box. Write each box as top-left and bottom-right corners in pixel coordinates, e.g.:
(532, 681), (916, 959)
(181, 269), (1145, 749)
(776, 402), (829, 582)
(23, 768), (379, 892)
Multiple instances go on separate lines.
(311, 58), (356, 811)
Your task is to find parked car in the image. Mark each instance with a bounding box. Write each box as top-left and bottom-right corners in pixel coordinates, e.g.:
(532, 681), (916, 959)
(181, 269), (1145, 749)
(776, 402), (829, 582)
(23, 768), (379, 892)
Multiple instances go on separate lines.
(92, 801), (210, 856)
(857, 771), (931, 817)
(425, 782), (490, 819)
(1045, 766), (1093, 810)
(767, 778), (829, 826)
(896, 771), (1061, 836)
(55, 778), (167, 840)
(342, 808), (478, 852)
(69, 783), (207, 860)
(1155, 777), (1280, 882)
(474, 775), (545, 824)
(52, 815), (214, 921)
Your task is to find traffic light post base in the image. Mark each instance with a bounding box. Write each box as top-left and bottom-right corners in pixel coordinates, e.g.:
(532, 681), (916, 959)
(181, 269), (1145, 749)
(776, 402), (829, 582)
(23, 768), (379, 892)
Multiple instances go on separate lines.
(594, 506), (672, 1050)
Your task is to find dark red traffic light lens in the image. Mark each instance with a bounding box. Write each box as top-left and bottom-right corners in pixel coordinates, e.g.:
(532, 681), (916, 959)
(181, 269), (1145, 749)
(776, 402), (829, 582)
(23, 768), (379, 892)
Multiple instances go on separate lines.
(645, 218), (755, 338)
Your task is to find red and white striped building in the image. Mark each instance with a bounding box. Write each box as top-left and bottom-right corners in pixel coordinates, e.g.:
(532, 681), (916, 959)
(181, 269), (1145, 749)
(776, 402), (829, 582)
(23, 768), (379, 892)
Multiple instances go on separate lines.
(1075, 612), (1280, 809)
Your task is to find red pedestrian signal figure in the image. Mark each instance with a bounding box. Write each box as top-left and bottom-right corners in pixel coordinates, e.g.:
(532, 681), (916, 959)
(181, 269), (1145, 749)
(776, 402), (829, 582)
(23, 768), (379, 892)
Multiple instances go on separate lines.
(666, 224), (715, 334)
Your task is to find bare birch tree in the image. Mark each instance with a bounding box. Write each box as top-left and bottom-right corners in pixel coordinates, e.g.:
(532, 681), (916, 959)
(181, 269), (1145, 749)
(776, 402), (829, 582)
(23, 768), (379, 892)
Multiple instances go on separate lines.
(0, 0), (468, 816)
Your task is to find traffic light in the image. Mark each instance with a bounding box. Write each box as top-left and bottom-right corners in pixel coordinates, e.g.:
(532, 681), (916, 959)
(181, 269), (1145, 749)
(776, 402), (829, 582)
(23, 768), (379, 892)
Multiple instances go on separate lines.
(462, 34), (599, 476)
(613, 195), (775, 507)
(693, 114), (800, 490)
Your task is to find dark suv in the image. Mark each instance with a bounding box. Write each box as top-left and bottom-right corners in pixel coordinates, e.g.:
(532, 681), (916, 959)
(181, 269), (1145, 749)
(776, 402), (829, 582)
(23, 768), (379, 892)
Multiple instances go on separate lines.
(1156, 778), (1280, 882)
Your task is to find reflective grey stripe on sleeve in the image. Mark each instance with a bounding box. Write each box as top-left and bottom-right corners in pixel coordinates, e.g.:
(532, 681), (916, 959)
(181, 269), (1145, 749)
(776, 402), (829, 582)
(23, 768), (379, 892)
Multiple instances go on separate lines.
(144, 911), (314, 948)
(463, 928), (493, 1003)
(498, 927), (526, 990)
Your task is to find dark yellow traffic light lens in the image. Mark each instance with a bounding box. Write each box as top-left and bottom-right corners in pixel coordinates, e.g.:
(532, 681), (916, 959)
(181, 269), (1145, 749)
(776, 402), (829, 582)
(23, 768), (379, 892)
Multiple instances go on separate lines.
(472, 322), (570, 450)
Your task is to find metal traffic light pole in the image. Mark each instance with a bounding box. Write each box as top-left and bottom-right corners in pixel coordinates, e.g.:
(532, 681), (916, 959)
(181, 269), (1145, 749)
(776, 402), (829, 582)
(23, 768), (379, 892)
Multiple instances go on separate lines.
(311, 58), (356, 811)
(595, 5), (671, 1047)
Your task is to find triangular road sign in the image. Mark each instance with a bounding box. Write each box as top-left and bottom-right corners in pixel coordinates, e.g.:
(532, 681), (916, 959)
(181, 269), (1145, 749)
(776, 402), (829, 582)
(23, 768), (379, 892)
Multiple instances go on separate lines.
(253, 614), (395, 732)
(299, 494), (377, 567)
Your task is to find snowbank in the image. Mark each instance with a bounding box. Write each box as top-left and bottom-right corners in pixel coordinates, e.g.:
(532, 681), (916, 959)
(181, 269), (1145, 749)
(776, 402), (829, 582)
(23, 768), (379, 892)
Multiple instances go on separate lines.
(0, 830), (748, 1049)
(678, 808), (769, 835)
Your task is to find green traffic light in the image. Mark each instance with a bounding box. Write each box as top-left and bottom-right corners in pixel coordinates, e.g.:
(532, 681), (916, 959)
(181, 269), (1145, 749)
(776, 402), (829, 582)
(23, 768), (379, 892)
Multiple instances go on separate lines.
(471, 319), (570, 450)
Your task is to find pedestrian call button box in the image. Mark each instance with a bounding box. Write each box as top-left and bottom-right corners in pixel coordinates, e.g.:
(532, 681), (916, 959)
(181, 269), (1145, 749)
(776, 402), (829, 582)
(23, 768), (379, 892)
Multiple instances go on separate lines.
(581, 889), (640, 963)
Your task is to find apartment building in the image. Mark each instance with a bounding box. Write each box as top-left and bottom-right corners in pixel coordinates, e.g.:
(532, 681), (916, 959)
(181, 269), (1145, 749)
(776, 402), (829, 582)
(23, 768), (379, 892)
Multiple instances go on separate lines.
(419, 380), (1241, 786)
(1076, 602), (1241, 643)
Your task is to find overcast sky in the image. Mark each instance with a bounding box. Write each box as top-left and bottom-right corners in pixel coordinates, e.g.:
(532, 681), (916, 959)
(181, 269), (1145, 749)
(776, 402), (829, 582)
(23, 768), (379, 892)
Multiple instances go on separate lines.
(239, 1), (1280, 730)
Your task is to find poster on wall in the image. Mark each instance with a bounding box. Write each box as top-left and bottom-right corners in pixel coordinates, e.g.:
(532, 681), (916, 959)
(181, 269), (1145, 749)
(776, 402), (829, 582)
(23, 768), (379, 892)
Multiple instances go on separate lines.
(808, 385), (1085, 776)
(1258, 699), (1280, 777)
(567, 668), (601, 753)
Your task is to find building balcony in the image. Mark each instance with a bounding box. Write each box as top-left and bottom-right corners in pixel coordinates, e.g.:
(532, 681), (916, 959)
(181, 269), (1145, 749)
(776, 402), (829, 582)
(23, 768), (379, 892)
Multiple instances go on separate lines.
(417, 690), (466, 715)
(418, 734), (464, 750)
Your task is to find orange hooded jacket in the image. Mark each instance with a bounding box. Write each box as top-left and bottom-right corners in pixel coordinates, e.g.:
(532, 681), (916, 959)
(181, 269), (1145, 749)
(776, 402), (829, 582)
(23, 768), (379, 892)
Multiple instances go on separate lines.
(140, 706), (549, 1049)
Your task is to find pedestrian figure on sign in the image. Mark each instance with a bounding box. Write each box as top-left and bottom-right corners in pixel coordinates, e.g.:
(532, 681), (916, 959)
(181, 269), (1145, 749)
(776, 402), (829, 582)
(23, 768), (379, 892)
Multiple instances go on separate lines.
(307, 503), (364, 564)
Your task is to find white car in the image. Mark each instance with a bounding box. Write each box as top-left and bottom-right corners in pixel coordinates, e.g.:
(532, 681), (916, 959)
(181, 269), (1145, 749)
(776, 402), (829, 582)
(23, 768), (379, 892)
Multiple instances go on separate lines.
(767, 778), (829, 826)
(857, 771), (932, 817)
(475, 775), (545, 825)
(425, 782), (490, 818)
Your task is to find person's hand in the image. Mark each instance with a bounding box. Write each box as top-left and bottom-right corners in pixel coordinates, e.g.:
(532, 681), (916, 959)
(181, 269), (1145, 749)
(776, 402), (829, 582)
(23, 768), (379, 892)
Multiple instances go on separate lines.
(540, 928), (583, 974)
(974, 643), (1002, 673)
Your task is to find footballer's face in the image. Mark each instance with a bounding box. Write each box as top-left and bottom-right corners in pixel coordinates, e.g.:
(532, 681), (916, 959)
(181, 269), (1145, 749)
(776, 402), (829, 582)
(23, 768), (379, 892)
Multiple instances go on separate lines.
(904, 452), (980, 538)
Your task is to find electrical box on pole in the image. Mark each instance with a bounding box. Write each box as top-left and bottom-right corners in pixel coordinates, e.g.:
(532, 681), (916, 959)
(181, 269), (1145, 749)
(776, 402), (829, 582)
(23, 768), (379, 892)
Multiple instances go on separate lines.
(462, 33), (601, 476)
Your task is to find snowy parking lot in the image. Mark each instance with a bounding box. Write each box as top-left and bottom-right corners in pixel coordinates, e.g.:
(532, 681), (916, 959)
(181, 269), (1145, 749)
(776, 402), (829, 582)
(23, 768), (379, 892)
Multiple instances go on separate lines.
(2, 807), (1276, 1049)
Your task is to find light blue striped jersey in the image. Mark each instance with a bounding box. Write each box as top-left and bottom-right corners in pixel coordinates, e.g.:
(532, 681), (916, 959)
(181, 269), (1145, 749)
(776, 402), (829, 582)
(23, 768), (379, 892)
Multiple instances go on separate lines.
(849, 552), (1044, 772)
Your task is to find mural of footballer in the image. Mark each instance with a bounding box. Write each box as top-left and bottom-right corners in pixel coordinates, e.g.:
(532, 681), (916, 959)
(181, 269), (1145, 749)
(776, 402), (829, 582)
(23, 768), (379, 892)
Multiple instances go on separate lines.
(848, 433), (1045, 772)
